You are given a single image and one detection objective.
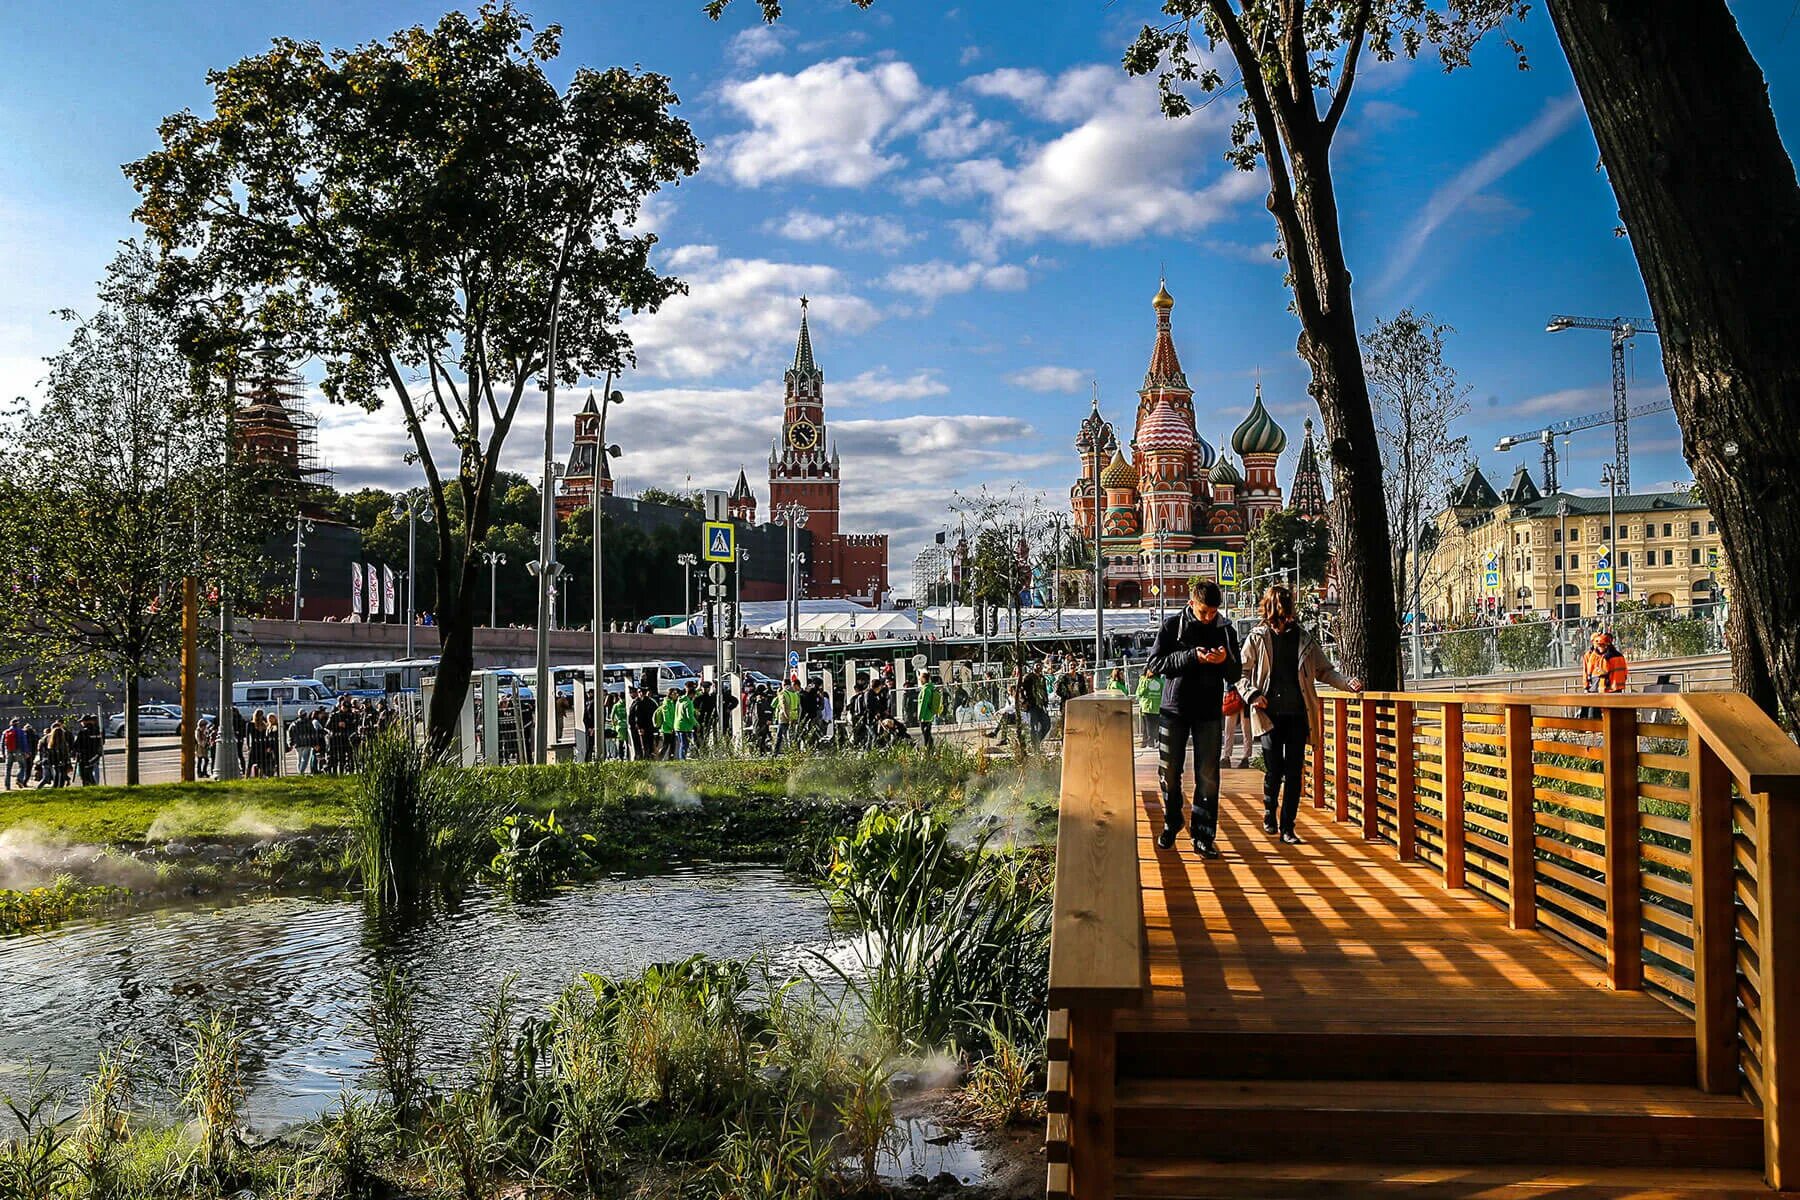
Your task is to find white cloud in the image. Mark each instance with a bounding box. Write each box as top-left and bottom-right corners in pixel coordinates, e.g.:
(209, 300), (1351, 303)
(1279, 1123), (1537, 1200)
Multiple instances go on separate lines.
(959, 45), (982, 67)
(726, 24), (789, 67)
(623, 245), (881, 379)
(948, 63), (1259, 245)
(834, 368), (950, 405)
(714, 58), (937, 188)
(881, 259), (1028, 299)
(765, 210), (916, 254)
(1006, 365), (1088, 393)
(918, 106), (1007, 160)
(1379, 95), (1583, 295)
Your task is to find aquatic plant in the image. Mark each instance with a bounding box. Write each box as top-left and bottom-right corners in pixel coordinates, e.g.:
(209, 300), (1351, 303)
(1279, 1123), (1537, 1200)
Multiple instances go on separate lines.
(353, 734), (499, 908)
(832, 1057), (901, 1188)
(486, 810), (596, 898)
(365, 967), (426, 1125)
(0, 876), (129, 935)
(419, 1091), (506, 1200)
(71, 1042), (137, 1200)
(0, 1074), (70, 1200)
(303, 1091), (394, 1200)
(951, 1022), (1045, 1130)
(710, 1104), (835, 1200)
(180, 1011), (245, 1176)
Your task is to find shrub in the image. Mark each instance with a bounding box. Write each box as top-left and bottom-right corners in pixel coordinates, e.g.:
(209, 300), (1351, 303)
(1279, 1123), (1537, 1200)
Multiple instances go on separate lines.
(1498, 618), (1553, 672)
(1439, 627), (1495, 678)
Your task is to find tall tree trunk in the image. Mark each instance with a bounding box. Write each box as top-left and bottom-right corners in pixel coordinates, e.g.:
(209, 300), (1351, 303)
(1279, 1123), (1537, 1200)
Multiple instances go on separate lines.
(124, 669), (140, 787)
(1288, 140), (1400, 689)
(1546, 0), (1800, 720)
(425, 556), (481, 755)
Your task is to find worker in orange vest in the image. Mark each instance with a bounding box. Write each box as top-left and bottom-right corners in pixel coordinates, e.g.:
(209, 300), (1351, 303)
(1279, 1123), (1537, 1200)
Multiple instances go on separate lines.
(1582, 630), (1630, 694)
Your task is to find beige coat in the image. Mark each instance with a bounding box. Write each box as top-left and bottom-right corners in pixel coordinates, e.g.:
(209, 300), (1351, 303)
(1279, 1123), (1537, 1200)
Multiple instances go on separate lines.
(1236, 622), (1355, 737)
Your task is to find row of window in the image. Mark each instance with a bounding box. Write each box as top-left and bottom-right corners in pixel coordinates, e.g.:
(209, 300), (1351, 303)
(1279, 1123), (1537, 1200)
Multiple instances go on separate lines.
(1516, 547), (1717, 573)
(1517, 519), (1716, 546)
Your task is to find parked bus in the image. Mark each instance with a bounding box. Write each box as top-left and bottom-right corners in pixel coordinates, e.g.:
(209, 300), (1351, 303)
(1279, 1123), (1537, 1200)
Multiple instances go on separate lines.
(312, 658), (440, 699)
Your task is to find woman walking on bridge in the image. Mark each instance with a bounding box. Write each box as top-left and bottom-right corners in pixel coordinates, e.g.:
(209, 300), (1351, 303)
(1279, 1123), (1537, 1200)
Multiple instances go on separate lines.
(1238, 584), (1360, 845)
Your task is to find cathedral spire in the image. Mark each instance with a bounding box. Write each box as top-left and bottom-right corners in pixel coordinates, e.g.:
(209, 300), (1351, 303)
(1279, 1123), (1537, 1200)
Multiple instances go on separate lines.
(1143, 279), (1189, 391)
(793, 296), (817, 374)
(1292, 417), (1328, 520)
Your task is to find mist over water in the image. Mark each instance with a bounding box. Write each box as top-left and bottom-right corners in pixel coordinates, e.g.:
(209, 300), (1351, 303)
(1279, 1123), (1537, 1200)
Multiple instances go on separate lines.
(0, 866), (836, 1131)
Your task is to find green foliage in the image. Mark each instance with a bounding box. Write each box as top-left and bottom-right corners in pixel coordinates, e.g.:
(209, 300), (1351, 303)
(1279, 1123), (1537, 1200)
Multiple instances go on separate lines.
(0, 1075), (71, 1200)
(0, 877), (129, 935)
(180, 1011), (245, 1176)
(487, 810), (597, 897)
(353, 733), (501, 908)
(303, 1092), (395, 1200)
(951, 1022), (1046, 1130)
(1497, 617), (1553, 672)
(1244, 509), (1333, 590)
(127, 3), (701, 746)
(1659, 617), (1710, 659)
(72, 1044), (136, 1200)
(365, 968), (427, 1125)
(1439, 625), (1496, 677)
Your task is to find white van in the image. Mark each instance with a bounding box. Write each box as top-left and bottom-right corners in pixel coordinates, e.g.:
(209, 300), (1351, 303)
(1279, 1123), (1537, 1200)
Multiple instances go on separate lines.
(232, 678), (336, 718)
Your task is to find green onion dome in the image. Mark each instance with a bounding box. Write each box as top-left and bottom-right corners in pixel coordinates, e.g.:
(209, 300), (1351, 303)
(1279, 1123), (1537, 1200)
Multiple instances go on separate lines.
(1209, 453), (1242, 487)
(1231, 385), (1288, 457)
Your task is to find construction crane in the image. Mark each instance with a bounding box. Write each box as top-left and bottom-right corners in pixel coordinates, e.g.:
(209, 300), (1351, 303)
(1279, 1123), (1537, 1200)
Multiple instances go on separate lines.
(1540, 314), (1661, 493)
(1495, 396), (1674, 494)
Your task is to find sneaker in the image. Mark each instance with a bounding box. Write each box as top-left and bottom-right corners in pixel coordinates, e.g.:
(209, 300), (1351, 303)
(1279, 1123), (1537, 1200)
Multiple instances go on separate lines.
(1236, 759), (1252, 770)
(1280, 831), (1304, 845)
(1262, 818), (1279, 836)
(1193, 838), (1221, 859)
(1156, 826), (1180, 851)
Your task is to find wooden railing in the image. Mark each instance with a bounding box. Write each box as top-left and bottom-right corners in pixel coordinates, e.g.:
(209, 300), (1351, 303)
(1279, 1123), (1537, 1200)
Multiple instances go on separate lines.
(1045, 694), (1143, 1200)
(1312, 688), (1800, 1189)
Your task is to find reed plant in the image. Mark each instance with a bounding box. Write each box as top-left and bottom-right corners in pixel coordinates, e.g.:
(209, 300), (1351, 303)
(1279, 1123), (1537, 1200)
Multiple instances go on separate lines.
(0, 1074), (69, 1200)
(365, 967), (426, 1125)
(71, 1042), (136, 1200)
(180, 1011), (244, 1177)
(353, 733), (501, 909)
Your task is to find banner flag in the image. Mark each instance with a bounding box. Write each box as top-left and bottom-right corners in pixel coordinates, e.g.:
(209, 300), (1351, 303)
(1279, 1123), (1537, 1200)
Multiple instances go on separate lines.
(383, 565), (397, 620)
(352, 565), (364, 616)
(366, 564), (381, 617)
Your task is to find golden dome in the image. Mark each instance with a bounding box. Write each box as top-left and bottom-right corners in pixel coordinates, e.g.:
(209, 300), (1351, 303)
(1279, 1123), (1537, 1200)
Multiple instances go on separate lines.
(1152, 279), (1175, 309)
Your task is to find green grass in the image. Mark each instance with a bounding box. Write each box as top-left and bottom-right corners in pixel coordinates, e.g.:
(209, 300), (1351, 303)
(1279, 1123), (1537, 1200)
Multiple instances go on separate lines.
(0, 776), (357, 844)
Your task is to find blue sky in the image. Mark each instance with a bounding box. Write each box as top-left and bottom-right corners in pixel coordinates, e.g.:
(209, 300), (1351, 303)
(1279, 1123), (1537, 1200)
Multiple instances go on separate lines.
(4, 1), (1798, 590)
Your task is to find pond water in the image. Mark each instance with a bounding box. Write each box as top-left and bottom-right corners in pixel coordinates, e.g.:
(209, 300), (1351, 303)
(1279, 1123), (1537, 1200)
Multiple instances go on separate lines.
(0, 866), (837, 1131)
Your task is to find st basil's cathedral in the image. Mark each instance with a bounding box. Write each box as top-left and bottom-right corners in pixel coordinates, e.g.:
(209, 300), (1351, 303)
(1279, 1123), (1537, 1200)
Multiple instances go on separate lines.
(1070, 281), (1329, 607)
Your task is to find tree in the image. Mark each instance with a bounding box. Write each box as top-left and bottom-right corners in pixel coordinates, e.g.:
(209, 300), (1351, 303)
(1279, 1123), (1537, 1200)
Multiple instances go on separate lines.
(128, 5), (701, 749)
(636, 487), (703, 510)
(1543, 1), (1800, 719)
(1364, 309), (1472, 657)
(0, 246), (273, 782)
(951, 485), (1056, 667)
(1121, 1), (1525, 690)
(1245, 508), (1332, 593)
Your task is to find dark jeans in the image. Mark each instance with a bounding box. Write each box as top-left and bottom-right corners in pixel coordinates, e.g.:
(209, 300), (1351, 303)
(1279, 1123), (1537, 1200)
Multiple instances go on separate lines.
(1160, 710), (1223, 844)
(920, 721), (934, 749)
(1260, 710), (1311, 834)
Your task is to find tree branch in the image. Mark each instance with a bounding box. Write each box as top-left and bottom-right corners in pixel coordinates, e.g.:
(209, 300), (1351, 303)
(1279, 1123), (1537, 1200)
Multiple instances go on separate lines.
(1323, 0), (1370, 138)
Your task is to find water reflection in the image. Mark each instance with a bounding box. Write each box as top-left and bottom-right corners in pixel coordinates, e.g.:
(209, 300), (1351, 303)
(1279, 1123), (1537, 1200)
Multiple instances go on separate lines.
(0, 866), (835, 1131)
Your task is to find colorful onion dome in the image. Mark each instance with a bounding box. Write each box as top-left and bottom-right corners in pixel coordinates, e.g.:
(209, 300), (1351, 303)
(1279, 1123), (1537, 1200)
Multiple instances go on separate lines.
(1137, 399), (1196, 455)
(1231, 383), (1288, 457)
(1075, 396), (1115, 454)
(1100, 449), (1138, 489)
(1192, 432), (1216, 471)
(1209, 452), (1242, 487)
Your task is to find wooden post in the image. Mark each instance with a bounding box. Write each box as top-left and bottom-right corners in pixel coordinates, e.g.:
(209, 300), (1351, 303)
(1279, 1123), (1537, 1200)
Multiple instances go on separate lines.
(1441, 702), (1466, 890)
(1394, 699), (1416, 861)
(1760, 785), (1800, 1188)
(1361, 696), (1380, 840)
(1069, 1006), (1116, 1200)
(1311, 719), (1327, 811)
(180, 576), (198, 783)
(1689, 732), (1736, 1094)
(1333, 696), (1349, 822)
(1600, 706), (1642, 989)
(1504, 702), (1536, 929)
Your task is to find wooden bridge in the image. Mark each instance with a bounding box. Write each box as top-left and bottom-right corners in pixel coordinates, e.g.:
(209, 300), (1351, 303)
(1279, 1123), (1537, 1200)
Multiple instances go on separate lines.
(1046, 690), (1800, 1198)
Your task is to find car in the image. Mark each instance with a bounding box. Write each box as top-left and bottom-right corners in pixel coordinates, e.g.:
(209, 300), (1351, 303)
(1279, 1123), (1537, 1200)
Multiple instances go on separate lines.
(104, 704), (196, 737)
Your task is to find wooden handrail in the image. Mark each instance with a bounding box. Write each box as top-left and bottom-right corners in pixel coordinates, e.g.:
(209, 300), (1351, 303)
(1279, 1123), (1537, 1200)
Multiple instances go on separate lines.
(1307, 683), (1800, 1190)
(1049, 692), (1144, 1010)
(1048, 693), (1144, 1200)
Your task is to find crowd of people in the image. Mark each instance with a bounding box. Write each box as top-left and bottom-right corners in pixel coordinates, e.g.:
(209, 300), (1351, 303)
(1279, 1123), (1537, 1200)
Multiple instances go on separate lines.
(187, 696), (408, 778)
(2, 715), (105, 788)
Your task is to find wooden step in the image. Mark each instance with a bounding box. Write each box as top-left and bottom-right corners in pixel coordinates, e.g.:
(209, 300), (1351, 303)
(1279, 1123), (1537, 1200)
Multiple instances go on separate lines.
(1114, 1158), (1772, 1198)
(1113, 1079), (1762, 1170)
(1115, 1028), (1697, 1086)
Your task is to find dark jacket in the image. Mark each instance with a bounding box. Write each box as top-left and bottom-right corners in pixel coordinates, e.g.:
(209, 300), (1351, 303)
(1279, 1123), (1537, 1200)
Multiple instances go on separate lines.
(1147, 607), (1242, 717)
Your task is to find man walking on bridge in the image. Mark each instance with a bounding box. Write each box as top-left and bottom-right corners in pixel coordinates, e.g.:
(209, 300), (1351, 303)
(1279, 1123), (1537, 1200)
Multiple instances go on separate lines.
(1150, 578), (1241, 859)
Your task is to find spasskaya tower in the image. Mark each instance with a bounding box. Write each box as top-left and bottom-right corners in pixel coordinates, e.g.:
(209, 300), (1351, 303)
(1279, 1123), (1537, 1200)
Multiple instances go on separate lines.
(766, 298), (889, 603)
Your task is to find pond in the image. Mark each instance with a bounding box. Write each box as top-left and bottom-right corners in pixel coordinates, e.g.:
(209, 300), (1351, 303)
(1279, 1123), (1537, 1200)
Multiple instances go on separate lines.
(0, 866), (837, 1131)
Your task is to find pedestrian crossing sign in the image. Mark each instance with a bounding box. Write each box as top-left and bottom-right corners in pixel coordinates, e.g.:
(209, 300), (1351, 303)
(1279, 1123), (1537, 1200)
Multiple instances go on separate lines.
(1219, 551), (1239, 586)
(1594, 550), (1612, 592)
(1482, 552), (1499, 590)
(703, 521), (735, 563)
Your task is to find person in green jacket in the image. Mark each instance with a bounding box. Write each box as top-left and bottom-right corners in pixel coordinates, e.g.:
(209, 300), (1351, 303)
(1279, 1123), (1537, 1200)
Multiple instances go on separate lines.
(608, 695), (628, 760)
(674, 682), (699, 759)
(1134, 669), (1163, 749)
(916, 675), (943, 750)
(656, 692), (679, 760)
(773, 677), (802, 753)
(1106, 667), (1128, 694)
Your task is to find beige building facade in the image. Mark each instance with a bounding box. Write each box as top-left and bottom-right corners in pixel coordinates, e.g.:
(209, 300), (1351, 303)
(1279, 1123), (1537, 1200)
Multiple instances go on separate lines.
(1422, 465), (1725, 622)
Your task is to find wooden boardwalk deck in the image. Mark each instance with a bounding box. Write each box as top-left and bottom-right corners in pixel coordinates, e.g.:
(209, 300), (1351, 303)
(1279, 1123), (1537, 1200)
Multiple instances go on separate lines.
(1095, 755), (1769, 1198)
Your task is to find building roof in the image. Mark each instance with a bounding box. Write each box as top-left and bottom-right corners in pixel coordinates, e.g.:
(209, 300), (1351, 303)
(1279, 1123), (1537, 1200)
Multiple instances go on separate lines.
(730, 467), (753, 501)
(1209, 452), (1242, 487)
(1142, 281), (1190, 391)
(785, 298), (823, 386)
(1138, 398), (1197, 456)
(1231, 384), (1288, 456)
(1503, 465), (1542, 505)
(1075, 394), (1117, 455)
(1517, 490), (1705, 518)
(1449, 465), (1501, 510)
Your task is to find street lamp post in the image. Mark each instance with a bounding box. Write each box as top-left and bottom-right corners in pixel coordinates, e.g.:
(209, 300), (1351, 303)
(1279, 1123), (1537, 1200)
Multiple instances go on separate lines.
(393, 492), (433, 659)
(1601, 462), (1620, 621)
(589, 379), (623, 760)
(774, 502), (809, 673)
(735, 547), (749, 642)
(677, 552), (699, 633)
(483, 550), (507, 628)
(291, 516), (315, 621)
